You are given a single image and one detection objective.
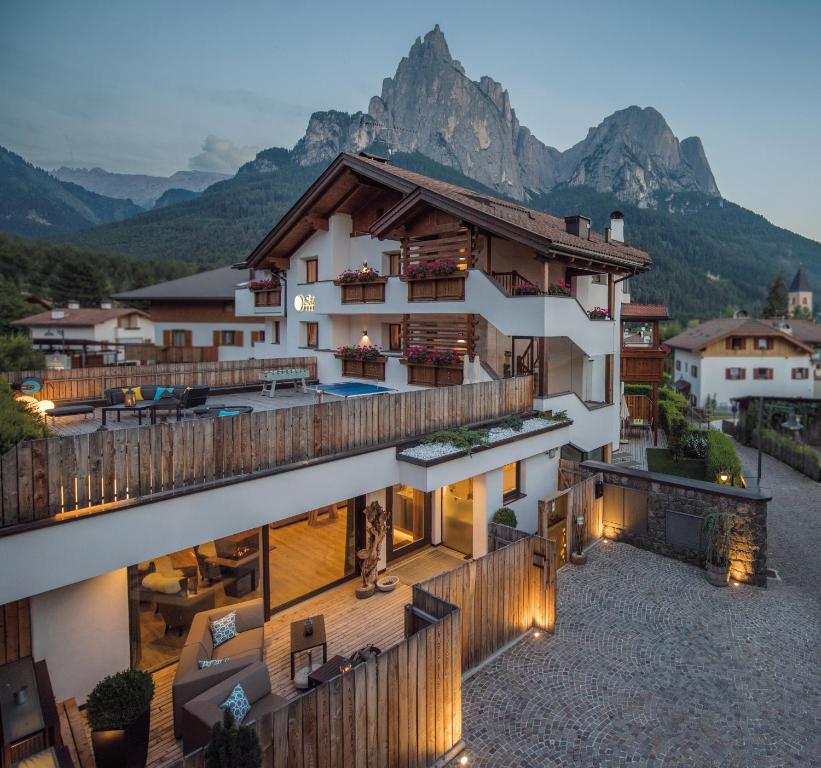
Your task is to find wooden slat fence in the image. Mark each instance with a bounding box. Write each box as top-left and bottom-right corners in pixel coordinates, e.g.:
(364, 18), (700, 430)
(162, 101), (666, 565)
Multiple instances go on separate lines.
(0, 599), (32, 665)
(413, 532), (556, 671)
(540, 473), (603, 554)
(0, 376), (534, 528)
(557, 458), (581, 490)
(2, 357), (318, 404)
(183, 594), (462, 767)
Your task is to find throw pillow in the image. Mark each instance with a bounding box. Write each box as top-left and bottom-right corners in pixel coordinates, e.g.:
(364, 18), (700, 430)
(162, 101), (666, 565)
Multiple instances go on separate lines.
(210, 611), (238, 648)
(198, 658), (230, 669)
(120, 386), (143, 401)
(218, 410), (240, 417)
(220, 683), (251, 724)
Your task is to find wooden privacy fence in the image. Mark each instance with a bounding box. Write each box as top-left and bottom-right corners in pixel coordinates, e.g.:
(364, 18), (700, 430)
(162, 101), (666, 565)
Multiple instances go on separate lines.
(414, 527), (556, 671)
(539, 473), (603, 554)
(0, 376), (534, 528)
(183, 591), (462, 768)
(1, 357), (318, 404)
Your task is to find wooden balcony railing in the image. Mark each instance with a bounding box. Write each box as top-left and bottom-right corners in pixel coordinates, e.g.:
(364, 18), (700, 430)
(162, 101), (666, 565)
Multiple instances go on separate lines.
(334, 278), (387, 304)
(253, 288), (281, 307)
(336, 355), (387, 380)
(490, 270), (545, 296)
(0, 377), (533, 529)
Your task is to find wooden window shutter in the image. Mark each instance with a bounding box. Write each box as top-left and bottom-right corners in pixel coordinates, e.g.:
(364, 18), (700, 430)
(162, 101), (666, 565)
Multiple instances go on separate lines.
(184, 330), (192, 346)
(234, 331), (244, 346)
(163, 330), (172, 346)
(213, 330), (221, 346)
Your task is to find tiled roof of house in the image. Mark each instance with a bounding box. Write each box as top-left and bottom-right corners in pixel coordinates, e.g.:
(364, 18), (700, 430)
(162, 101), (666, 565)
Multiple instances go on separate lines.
(13, 307), (147, 327)
(112, 266), (251, 301)
(621, 303), (669, 320)
(354, 155), (650, 268)
(665, 318), (814, 353)
(761, 318), (821, 344)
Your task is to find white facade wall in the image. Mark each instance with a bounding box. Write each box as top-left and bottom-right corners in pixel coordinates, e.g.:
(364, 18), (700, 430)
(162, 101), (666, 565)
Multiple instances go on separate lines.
(151, 320), (265, 361)
(698, 355), (814, 408)
(672, 350), (702, 404)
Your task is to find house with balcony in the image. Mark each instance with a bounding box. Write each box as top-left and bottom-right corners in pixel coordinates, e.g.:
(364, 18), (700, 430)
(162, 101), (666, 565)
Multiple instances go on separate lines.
(235, 152), (650, 459)
(113, 267), (267, 362)
(667, 318), (815, 409)
(13, 303), (153, 368)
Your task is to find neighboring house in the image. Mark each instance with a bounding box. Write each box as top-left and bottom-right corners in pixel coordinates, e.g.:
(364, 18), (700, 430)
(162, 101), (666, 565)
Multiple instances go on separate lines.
(13, 303), (153, 368)
(666, 318), (815, 408)
(762, 317), (821, 397)
(788, 265), (813, 318)
(234, 151), (647, 457)
(113, 267), (266, 362)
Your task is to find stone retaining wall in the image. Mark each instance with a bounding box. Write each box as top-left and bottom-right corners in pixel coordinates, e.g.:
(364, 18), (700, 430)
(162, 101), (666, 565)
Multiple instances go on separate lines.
(581, 461), (769, 586)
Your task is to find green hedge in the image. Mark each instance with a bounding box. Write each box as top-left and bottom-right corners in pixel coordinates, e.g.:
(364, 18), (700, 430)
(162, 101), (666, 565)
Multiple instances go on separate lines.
(704, 430), (743, 486)
(0, 380), (49, 454)
(761, 429), (820, 481)
(624, 383), (651, 396)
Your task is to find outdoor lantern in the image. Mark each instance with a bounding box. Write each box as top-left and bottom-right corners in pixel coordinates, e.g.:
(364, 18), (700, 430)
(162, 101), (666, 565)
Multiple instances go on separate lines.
(781, 412), (803, 432)
(124, 388), (137, 407)
(34, 399), (54, 414)
(575, 514), (585, 528)
(719, 471), (730, 484)
(595, 479), (604, 498)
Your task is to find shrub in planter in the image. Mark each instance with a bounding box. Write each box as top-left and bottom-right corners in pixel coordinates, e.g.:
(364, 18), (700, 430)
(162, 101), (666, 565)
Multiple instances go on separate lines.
(422, 426), (489, 455)
(206, 710), (262, 768)
(336, 267), (381, 283)
(499, 414), (524, 432)
(405, 259), (458, 279)
(547, 280), (571, 296)
(492, 507), (518, 528)
(336, 344), (383, 361)
(705, 430), (743, 486)
(86, 670), (154, 768)
(682, 429), (708, 459)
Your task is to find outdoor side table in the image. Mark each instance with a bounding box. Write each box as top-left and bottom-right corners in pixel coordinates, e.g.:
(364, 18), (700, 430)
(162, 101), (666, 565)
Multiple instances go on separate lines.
(290, 615), (327, 679)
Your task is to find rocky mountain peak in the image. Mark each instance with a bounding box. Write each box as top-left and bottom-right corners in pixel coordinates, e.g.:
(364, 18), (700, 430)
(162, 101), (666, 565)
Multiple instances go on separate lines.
(290, 26), (720, 204)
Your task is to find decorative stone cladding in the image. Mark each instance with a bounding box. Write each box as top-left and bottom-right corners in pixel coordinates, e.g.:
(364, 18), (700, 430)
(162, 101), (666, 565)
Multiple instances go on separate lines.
(581, 461), (769, 586)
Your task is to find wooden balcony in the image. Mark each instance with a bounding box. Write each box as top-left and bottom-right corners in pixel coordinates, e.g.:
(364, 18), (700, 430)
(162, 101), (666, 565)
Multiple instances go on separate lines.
(621, 347), (666, 383)
(336, 355), (387, 380)
(333, 278), (387, 304)
(403, 272), (467, 301)
(253, 288), (282, 308)
(404, 361), (463, 387)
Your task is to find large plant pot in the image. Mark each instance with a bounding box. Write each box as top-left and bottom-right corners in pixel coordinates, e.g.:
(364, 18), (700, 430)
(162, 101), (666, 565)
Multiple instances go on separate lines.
(705, 562), (729, 588)
(92, 708), (151, 768)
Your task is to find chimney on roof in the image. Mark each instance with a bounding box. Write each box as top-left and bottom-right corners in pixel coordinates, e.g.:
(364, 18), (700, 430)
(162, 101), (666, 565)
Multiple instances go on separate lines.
(564, 215), (591, 240)
(100, 301), (112, 310)
(609, 211), (625, 243)
(67, 300), (80, 310)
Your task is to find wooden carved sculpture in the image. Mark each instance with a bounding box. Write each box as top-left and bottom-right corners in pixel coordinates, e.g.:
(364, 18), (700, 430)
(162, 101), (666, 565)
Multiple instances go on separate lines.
(355, 500), (388, 599)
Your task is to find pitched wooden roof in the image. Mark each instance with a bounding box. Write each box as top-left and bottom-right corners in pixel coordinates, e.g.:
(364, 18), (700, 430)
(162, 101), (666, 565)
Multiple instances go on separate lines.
(621, 303), (669, 321)
(244, 153), (650, 272)
(665, 318), (814, 354)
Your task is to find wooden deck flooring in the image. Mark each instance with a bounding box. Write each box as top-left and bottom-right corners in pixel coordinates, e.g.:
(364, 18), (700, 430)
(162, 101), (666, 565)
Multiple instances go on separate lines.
(612, 428), (668, 471)
(74, 546), (464, 768)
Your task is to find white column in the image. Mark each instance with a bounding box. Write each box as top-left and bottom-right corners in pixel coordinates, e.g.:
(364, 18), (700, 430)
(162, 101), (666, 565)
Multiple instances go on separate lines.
(473, 468), (503, 558)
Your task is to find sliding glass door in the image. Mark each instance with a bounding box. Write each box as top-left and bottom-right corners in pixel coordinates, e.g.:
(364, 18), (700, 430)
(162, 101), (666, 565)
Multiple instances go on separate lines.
(386, 484), (430, 561)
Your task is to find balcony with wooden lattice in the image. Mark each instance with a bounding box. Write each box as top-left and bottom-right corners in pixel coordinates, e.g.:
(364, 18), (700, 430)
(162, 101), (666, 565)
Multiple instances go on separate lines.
(401, 314), (478, 386)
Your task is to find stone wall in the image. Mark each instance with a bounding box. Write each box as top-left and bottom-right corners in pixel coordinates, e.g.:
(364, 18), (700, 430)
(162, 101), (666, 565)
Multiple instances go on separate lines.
(581, 461), (769, 586)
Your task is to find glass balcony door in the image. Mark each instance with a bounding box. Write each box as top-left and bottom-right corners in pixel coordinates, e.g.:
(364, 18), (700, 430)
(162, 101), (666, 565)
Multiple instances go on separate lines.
(441, 479), (474, 557)
(387, 485), (430, 561)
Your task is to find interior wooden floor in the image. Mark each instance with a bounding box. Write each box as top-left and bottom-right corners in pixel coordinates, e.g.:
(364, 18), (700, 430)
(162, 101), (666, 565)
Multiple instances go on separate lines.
(98, 546), (463, 768)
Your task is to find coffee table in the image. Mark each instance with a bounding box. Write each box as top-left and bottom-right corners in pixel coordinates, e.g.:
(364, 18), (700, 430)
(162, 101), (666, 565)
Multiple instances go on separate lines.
(290, 615), (327, 679)
(101, 401), (158, 427)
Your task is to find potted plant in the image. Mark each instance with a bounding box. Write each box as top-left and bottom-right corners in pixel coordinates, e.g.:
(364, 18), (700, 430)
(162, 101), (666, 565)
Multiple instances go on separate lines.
(702, 508), (732, 587)
(405, 259), (458, 279)
(206, 710), (262, 768)
(492, 507), (517, 528)
(86, 669), (154, 768)
(335, 266), (382, 283)
(247, 278), (279, 291)
(547, 280), (571, 296)
(588, 306), (611, 320)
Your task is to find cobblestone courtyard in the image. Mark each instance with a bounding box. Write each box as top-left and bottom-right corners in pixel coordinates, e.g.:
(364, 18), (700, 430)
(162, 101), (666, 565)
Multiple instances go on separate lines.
(456, 444), (821, 767)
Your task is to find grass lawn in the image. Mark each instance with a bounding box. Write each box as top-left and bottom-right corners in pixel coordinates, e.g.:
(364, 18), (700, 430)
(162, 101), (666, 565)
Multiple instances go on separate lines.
(646, 448), (707, 481)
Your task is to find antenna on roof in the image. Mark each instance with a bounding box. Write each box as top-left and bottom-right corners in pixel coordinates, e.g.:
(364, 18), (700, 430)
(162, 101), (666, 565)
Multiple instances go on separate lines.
(358, 118), (417, 159)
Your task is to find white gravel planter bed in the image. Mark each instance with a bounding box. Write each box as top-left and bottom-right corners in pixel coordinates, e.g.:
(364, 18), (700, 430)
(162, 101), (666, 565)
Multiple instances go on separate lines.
(400, 417), (564, 461)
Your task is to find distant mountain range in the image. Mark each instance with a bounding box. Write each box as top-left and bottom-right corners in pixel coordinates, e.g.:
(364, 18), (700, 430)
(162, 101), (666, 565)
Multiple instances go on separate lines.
(51, 166), (229, 208)
(0, 146), (143, 237)
(0, 26), (817, 321)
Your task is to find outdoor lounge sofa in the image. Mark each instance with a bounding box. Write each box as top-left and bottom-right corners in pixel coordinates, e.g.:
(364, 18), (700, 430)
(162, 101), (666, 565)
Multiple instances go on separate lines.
(181, 661), (286, 754)
(172, 598), (265, 739)
(104, 384), (210, 419)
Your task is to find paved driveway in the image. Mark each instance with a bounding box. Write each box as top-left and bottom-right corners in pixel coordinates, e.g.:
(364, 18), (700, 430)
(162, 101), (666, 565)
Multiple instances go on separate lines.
(456, 446), (820, 767)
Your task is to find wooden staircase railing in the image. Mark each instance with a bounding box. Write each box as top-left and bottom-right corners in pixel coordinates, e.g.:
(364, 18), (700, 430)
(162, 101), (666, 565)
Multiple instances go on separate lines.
(490, 270), (545, 296)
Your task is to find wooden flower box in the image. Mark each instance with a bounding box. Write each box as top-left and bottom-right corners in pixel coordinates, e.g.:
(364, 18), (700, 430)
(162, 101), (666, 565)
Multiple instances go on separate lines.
(402, 272), (467, 302)
(333, 278), (387, 304)
(253, 288), (281, 307)
(335, 355), (387, 381)
(403, 361), (463, 387)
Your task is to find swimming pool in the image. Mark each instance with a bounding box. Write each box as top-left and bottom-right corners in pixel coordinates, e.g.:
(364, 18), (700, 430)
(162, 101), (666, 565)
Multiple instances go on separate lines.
(305, 382), (396, 399)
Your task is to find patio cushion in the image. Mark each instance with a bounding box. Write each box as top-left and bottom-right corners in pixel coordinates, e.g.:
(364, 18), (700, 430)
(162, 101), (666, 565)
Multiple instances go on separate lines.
(120, 386), (144, 401)
(142, 572), (183, 594)
(220, 682), (251, 724)
(213, 627), (264, 660)
(209, 611), (238, 648)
